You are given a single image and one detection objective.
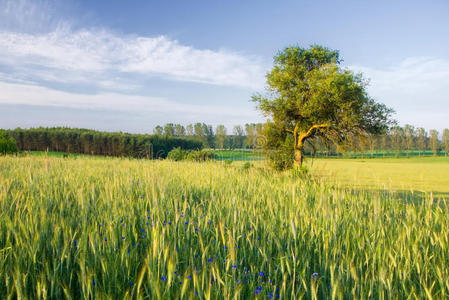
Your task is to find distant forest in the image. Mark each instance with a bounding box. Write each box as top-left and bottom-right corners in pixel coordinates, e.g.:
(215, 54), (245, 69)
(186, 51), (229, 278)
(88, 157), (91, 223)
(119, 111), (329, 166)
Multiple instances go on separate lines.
(2, 123), (449, 158)
(152, 123), (449, 156)
(1, 127), (202, 158)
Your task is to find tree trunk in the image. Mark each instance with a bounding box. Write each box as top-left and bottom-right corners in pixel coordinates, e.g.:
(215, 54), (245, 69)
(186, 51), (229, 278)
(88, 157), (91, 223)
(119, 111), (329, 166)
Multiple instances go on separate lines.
(294, 148), (303, 168)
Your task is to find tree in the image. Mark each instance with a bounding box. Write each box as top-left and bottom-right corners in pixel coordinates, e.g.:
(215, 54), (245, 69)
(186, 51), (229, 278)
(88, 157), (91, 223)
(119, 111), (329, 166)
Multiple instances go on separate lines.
(443, 129), (449, 156)
(416, 127), (427, 156)
(404, 124), (415, 157)
(233, 125), (245, 149)
(245, 124), (257, 148)
(186, 124), (194, 136)
(154, 126), (163, 136)
(253, 45), (394, 168)
(163, 123), (175, 137)
(215, 125), (227, 149)
(175, 124), (186, 137)
(429, 129), (439, 156)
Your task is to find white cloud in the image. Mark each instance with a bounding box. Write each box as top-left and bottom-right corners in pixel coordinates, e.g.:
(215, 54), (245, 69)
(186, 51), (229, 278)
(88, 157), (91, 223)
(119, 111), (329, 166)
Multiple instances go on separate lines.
(350, 57), (449, 131)
(0, 81), (258, 123)
(0, 27), (266, 90)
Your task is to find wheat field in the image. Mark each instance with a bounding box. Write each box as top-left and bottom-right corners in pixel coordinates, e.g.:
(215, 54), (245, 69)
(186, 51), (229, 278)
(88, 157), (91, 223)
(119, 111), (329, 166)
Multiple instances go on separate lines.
(1, 155), (448, 299)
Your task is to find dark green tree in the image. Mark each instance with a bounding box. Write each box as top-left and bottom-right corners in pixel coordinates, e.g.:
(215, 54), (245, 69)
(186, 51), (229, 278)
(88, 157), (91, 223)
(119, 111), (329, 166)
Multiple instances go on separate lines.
(253, 45), (394, 168)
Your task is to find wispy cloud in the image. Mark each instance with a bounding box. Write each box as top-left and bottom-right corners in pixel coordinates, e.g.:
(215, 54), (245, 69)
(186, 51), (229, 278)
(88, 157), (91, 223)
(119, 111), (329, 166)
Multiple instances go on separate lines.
(350, 57), (449, 130)
(0, 27), (266, 90)
(0, 81), (258, 123)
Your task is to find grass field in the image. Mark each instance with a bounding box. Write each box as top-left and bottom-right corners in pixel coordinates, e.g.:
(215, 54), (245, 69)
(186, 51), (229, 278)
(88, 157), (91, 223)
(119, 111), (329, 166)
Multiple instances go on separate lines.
(309, 156), (449, 195)
(1, 155), (449, 298)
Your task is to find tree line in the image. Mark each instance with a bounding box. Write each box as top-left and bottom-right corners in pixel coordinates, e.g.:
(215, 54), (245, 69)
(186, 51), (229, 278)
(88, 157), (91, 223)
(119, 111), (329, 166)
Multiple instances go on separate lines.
(304, 125), (449, 157)
(1, 127), (202, 158)
(153, 123), (264, 149)
(1, 124), (448, 158)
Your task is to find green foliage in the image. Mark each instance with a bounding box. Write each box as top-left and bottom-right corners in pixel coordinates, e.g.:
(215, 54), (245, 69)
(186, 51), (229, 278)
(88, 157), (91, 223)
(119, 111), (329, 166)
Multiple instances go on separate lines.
(167, 147), (187, 161)
(186, 149), (216, 162)
(0, 132), (17, 155)
(3, 127), (202, 159)
(167, 148), (216, 162)
(223, 159), (232, 165)
(242, 162), (252, 170)
(253, 45), (395, 169)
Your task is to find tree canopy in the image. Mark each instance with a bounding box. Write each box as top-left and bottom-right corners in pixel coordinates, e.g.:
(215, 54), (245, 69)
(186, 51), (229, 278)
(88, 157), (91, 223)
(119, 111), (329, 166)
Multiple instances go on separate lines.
(253, 45), (395, 169)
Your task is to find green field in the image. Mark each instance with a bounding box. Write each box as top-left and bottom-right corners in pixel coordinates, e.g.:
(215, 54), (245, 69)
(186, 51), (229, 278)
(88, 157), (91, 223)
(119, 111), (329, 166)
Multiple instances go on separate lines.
(309, 156), (449, 196)
(214, 150), (264, 161)
(1, 155), (449, 298)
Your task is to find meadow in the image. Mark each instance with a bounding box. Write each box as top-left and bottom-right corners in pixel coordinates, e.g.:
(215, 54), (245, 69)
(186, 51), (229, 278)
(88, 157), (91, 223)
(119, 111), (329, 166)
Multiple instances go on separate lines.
(1, 155), (449, 299)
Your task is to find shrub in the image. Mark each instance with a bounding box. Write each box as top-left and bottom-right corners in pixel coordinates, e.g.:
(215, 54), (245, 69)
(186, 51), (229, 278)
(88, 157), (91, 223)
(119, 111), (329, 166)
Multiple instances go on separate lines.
(186, 149), (216, 162)
(242, 162), (252, 170)
(0, 135), (17, 155)
(167, 147), (187, 161)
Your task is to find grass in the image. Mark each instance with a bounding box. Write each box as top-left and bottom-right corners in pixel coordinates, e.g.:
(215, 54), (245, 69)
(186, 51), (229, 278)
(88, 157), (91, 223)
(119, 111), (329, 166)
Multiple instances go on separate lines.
(1, 154), (449, 298)
(309, 156), (449, 195)
(213, 150), (264, 161)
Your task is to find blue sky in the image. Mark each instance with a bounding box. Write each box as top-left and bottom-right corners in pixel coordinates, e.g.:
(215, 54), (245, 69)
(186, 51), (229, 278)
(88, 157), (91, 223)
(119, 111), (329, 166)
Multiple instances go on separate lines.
(0, 0), (448, 133)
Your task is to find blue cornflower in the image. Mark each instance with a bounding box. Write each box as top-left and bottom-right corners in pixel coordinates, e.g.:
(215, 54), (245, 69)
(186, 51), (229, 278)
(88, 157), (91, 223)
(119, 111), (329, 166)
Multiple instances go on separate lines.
(104, 238), (107, 242)
(259, 272), (264, 277)
(187, 275), (192, 279)
(73, 240), (77, 244)
(179, 281), (183, 285)
(185, 222), (188, 225)
(131, 242), (135, 246)
(257, 286), (262, 290)
(195, 254), (199, 257)
(254, 290), (260, 294)
(176, 249), (180, 251)
(232, 265), (237, 268)
(92, 280), (95, 285)
(160, 276), (167, 281)
(130, 282), (134, 286)
(208, 258), (213, 262)
(236, 280), (241, 283)
(312, 273), (319, 277)
(141, 229), (145, 232)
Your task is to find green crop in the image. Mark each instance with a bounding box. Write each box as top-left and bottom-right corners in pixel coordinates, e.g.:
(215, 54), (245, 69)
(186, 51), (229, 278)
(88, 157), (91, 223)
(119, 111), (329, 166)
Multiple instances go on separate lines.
(0, 155), (448, 299)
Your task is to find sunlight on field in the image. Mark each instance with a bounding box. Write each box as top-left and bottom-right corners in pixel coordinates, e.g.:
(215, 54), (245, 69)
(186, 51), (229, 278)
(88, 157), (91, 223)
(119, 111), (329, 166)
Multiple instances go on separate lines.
(1, 155), (449, 298)
(309, 157), (449, 194)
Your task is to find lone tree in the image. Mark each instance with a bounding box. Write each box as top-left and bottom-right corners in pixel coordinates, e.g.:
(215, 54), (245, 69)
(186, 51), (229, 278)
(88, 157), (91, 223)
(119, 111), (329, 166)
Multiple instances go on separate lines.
(253, 45), (394, 169)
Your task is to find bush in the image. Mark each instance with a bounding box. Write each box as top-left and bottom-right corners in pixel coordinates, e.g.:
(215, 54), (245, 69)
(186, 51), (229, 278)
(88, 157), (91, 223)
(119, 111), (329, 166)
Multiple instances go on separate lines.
(242, 162), (252, 170)
(186, 149), (216, 162)
(167, 148), (216, 162)
(167, 147), (187, 161)
(0, 135), (17, 155)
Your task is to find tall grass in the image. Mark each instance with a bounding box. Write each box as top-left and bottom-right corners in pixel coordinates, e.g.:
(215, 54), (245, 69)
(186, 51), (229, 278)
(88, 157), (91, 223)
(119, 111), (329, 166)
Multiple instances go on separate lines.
(0, 155), (448, 299)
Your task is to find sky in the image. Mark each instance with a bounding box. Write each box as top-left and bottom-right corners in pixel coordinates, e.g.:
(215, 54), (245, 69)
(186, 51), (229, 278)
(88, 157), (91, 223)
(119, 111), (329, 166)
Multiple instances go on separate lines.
(0, 0), (448, 134)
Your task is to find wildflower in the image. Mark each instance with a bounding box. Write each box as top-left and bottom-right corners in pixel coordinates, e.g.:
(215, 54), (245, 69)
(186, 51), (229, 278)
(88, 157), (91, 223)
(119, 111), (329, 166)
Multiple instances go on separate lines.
(254, 290), (260, 294)
(232, 265), (237, 268)
(92, 280), (95, 285)
(257, 286), (262, 290)
(185, 222), (188, 225)
(236, 280), (241, 283)
(130, 282), (134, 286)
(259, 272), (264, 277)
(104, 238), (107, 242)
(187, 275), (192, 279)
(208, 258), (213, 262)
(312, 273), (319, 277)
(179, 281), (183, 284)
